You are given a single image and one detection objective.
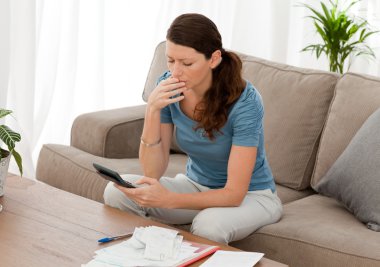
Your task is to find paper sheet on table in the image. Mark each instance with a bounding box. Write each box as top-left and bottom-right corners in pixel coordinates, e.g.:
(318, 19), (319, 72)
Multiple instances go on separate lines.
(82, 238), (200, 267)
(82, 225), (220, 267)
(199, 250), (264, 267)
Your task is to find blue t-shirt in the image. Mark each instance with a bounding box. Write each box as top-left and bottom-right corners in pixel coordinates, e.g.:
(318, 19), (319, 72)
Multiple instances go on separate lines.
(159, 72), (275, 192)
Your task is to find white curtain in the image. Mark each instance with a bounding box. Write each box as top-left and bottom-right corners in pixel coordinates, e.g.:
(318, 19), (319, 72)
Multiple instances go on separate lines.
(0, 0), (36, 177)
(1, 0), (379, 179)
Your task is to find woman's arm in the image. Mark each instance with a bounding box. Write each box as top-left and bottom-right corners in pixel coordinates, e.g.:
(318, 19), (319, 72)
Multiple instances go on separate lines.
(121, 144), (257, 209)
(170, 145), (257, 209)
(139, 120), (173, 179)
(139, 77), (187, 179)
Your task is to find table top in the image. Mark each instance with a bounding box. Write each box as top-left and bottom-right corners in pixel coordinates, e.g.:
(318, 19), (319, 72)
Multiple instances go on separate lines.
(0, 175), (287, 267)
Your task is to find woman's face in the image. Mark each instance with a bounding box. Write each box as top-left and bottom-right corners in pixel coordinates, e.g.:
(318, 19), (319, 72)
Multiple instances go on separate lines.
(165, 40), (220, 94)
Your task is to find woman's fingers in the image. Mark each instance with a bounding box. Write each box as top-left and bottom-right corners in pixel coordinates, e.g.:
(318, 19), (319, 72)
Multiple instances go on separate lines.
(164, 86), (187, 97)
(159, 77), (185, 90)
(147, 77), (187, 110)
(166, 94), (185, 104)
(161, 81), (186, 93)
(156, 84), (187, 105)
(160, 77), (179, 85)
(136, 177), (157, 185)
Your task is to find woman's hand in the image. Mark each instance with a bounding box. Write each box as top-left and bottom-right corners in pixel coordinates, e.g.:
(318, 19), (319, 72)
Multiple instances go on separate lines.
(147, 77), (187, 112)
(114, 177), (176, 208)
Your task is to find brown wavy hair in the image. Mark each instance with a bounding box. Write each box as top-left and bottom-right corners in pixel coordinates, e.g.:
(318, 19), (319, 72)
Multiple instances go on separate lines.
(166, 13), (245, 140)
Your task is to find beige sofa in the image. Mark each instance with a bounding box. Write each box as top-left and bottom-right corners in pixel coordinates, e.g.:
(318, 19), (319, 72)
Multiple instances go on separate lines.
(36, 41), (380, 267)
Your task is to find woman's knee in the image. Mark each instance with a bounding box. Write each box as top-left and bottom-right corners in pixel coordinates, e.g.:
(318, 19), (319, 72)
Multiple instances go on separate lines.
(190, 211), (230, 244)
(103, 182), (124, 208)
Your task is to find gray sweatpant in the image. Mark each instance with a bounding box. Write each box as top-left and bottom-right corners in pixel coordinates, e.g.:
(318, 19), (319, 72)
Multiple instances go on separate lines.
(103, 173), (283, 244)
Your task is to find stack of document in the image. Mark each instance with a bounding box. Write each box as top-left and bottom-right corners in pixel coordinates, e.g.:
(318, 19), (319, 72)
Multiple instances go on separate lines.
(199, 251), (264, 267)
(82, 226), (218, 267)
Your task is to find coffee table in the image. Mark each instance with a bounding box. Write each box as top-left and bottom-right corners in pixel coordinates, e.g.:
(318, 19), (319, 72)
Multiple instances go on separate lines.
(0, 175), (287, 267)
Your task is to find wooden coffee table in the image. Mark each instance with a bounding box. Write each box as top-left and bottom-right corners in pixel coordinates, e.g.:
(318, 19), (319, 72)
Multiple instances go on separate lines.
(0, 175), (287, 267)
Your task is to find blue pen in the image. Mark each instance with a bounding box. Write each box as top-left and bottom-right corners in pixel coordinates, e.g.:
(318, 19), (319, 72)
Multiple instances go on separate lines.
(98, 232), (133, 243)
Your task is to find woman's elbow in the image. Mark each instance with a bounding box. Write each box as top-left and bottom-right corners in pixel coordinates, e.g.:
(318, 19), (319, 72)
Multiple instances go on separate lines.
(225, 189), (246, 207)
(231, 196), (245, 207)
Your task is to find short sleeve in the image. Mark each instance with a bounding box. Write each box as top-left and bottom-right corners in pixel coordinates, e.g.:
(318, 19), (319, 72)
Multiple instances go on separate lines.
(161, 105), (173, 123)
(231, 89), (264, 147)
(157, 71), (174, 124)
(156, 71), (171, 85)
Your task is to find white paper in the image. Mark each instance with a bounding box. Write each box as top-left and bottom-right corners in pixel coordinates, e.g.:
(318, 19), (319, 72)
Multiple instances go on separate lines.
(83, 226), (198, 267)
(142, 226), (180, 260)
(86, 243), (197, 267)
(199, 250), (264, 267)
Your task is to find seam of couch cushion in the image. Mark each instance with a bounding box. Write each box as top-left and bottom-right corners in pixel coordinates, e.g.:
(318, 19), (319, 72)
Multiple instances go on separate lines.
(242, 58), (339, 78)
(310, 78), (339, 189)
(343, 71), (380, 83)
(44, 144), (99, 174)
(252, 231), (380, 260)
(299, 127), (323, 190)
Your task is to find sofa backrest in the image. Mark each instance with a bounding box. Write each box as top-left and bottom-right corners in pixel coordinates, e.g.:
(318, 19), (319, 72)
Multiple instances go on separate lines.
(239, 54), (339, 190)
(143, 41), (339, 190)
(143, 41), (168, 102)
(311, 73), (380, 189)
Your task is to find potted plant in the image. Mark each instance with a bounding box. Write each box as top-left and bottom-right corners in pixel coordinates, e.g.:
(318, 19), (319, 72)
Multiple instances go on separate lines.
(300, 0), (378, 74)
(0, 108), (23, 197)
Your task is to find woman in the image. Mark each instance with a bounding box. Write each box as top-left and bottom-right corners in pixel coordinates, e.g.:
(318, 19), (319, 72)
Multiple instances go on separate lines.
(104, 13), (282, 244)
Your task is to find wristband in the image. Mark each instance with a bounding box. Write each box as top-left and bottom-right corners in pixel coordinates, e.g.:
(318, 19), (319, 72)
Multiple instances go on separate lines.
(140, 137), (161, 147)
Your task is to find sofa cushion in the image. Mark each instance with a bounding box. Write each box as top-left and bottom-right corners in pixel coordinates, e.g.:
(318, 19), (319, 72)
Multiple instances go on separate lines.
(239, 55), (338, 190)
(36, 144), (187, 203)
(311, 73), (380, 188)
(276, 184), (314, 204)
(315, 108), (380, 231)
(231, 194), (380, 267)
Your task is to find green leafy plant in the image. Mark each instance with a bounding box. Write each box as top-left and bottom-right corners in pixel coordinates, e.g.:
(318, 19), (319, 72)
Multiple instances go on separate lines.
(0, 109), (23, 176)
(300, 0), (378, 73)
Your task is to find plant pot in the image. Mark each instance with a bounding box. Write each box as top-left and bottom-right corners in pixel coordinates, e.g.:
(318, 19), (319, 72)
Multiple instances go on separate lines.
(0, 149), (11, 197)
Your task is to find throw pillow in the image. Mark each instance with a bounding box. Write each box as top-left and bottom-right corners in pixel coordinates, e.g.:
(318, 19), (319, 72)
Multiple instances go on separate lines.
(315, 108), (380, 231)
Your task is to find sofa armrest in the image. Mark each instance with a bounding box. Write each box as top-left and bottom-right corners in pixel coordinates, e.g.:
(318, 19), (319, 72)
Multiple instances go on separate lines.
(71, 104), (146, 158)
